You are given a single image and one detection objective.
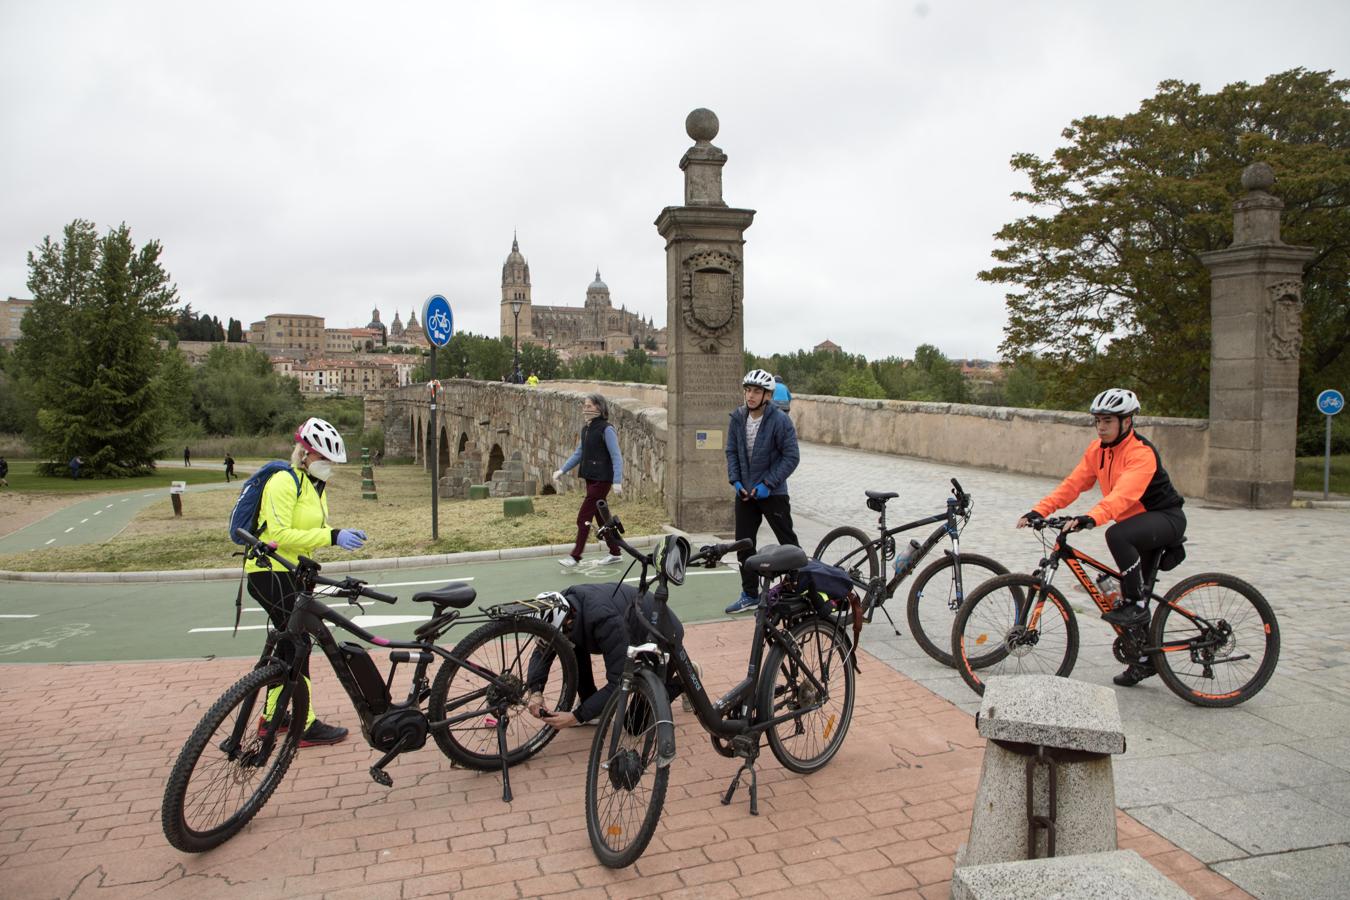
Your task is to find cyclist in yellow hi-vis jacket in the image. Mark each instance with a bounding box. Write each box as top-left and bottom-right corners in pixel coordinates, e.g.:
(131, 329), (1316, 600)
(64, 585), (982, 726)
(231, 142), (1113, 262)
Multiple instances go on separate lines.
(247, 417), (369, 746)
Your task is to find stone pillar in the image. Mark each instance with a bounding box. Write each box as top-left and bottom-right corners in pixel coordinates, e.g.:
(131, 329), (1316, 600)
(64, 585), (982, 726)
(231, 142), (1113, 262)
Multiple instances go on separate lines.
(655, 109), (755, 532)
(1200, 163), (1315, 508)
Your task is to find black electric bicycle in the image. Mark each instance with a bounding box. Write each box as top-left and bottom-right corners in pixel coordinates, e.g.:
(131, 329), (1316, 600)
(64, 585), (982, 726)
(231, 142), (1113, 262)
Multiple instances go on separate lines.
(161, 529), (578, 852)
(584, 501), (857, 868)
(951, 517), (1280, 706)
(812, 478), (1008, 667)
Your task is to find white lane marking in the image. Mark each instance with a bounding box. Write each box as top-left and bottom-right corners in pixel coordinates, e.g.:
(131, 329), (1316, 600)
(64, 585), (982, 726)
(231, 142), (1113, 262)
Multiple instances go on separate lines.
(65, 527), (74, 533)
(373, 577), (475, 588)
(351, 615), (431, 628)
(621, 569), (738, 585)
(45, 539), (55, 545)
(0, 614), (38, 619)
(105, 504), (113, 509)
(121, 498), (129, 503)
(81, 518), (89, 524)
(143, 494), (154, 498)
(93, 510), (102, 516)
(190, 625), (268, 633)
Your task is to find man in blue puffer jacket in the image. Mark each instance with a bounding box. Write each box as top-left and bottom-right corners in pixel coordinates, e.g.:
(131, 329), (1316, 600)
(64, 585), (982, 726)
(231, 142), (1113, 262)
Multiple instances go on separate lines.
(724, 369), (801, 613)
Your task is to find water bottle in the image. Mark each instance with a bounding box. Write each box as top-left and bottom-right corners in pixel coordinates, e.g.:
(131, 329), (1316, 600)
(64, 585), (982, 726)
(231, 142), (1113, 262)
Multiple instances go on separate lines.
(894, 539), (921, 574)
(1096, 573), (1121, 606)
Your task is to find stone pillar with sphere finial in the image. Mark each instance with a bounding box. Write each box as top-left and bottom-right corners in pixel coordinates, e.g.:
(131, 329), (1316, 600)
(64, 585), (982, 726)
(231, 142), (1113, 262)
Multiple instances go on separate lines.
(1199, 162), (1315, 508)
(655, 109), (756, 532)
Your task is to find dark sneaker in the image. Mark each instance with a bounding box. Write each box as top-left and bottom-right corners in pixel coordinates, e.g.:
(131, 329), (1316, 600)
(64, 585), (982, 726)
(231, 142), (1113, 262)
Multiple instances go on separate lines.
(724, 592), (757, 615)
(300, 719), (349, 747)
(1113, 661), (1156, 687)
(1102, 602), (1149, 628)
(257, 712), (291, 735)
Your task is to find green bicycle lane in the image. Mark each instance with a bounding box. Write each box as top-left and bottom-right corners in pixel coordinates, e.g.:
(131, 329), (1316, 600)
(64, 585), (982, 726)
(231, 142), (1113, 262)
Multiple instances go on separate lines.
(0, 552), (745, 663)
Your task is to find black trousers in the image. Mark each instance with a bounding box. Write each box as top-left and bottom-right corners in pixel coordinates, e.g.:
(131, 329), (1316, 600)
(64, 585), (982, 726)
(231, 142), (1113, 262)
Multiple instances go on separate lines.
(735, 494), (799, 595)
(1104, 508), (1186, 602)
(247, 570), (311, 678)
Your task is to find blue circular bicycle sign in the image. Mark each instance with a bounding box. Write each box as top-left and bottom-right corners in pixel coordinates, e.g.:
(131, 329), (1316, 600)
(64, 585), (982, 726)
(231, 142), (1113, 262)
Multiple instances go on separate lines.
(1317, 389), (1344, 416)
(422, 294), (453, 348)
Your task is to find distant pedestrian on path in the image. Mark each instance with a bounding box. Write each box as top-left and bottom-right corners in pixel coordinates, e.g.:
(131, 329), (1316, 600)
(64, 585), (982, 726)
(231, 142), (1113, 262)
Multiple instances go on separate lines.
(224, 453), (235, 482)
(69, 456), (82, 480)
(0, 455), (8, 488)
(553, 393), (624, 569)
(772, 374), (792, 413)
(725, 369), (801, 614)
(183, 446), (191, 466)
(374, 448), (384, 466)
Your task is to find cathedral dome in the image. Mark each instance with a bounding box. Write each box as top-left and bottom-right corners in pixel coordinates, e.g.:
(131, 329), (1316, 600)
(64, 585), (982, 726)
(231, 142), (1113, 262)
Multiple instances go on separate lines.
(589, 269), (608, 292)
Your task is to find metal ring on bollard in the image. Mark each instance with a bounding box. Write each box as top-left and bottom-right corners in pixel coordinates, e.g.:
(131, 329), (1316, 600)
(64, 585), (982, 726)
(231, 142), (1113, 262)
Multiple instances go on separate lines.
(989, 740), (1111, 860)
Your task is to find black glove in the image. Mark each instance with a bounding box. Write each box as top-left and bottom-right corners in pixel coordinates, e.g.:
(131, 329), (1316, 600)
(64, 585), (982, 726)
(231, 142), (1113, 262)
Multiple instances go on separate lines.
(1071, 515), (1096, 530)
(1023, 510), (1044, 524)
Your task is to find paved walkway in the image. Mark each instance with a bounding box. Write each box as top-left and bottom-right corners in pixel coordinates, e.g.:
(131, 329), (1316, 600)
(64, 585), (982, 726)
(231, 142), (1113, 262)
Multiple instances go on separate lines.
(788, 442), (1350, 899)
(0, 622), (1246, 899)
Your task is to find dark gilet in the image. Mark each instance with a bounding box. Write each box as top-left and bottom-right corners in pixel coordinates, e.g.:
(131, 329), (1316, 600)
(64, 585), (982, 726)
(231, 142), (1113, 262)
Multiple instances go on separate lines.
(578, 417), (614, 482)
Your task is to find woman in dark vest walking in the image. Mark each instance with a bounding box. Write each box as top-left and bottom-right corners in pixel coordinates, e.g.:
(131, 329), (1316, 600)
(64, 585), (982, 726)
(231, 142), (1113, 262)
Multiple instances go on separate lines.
(553, 393), (624, 568)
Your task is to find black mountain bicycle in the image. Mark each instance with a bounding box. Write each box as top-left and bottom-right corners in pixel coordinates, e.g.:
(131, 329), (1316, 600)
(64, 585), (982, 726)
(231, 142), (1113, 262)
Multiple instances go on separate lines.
(812, 478), (1007, 667)
(584, 501), (857, 868)
(951, 517), (1280, 706)
(161, 529), (577, 852)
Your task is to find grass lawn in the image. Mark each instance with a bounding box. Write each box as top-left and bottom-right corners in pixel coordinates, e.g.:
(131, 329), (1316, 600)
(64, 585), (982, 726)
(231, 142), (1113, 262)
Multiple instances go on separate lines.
(1295, 453), (1349, 496)
(0, 459), (236, 493)
(0, 463), (670, 572)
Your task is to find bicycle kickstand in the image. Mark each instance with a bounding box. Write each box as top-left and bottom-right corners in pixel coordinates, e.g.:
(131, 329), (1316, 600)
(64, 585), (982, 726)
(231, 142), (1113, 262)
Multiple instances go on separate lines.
(494, 712), (513, 803)
(879, 603), (901, 637)
(721, 760), (759, 816)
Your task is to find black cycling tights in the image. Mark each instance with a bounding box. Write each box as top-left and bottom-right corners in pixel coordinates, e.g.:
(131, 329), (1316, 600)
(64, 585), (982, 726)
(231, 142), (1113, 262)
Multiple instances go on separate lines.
(1103, 508), (1186, 603)
(247, 570), (310, 678)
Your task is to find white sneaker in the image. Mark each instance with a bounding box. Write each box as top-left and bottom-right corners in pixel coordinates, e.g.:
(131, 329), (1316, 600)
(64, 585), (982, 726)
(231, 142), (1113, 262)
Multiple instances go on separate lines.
(598, 554), (623, 565)
(559, 557), (579, 568)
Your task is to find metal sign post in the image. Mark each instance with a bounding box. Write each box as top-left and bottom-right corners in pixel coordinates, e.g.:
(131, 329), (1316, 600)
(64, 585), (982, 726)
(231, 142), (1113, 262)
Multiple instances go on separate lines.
(1316, 389), (1344, 500)
(423, 294), (454, 541)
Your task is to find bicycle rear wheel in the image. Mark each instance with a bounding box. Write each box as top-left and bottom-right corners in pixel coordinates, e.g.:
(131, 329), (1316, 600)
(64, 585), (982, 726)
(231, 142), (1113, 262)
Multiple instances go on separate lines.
(585, 668), (670, 868)
(429, 617), (578, 769)
(161, 662), (306, 852)
(760, 617), (856, 773)
(951, 574), (1079, 696)
(905, 553), (1009, 668)
(1151, 573), (1280, 707)
(812, 526), (879, 591)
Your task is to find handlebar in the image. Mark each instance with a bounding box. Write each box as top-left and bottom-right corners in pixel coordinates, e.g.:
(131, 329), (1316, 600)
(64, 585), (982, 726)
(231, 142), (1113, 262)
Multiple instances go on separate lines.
(593, 501), (750, 573)
(693, 538), (754, 567)
(233, 527), (398, 604)
(950, 478), (969, 509)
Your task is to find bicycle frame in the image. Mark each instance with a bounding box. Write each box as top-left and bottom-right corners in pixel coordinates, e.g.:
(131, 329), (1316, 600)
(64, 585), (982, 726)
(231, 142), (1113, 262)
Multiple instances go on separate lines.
(873, 503), (965, 600)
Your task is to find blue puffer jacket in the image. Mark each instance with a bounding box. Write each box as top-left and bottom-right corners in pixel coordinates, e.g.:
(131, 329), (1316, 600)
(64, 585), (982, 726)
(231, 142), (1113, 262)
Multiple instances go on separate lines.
(726, 402), (800, 496)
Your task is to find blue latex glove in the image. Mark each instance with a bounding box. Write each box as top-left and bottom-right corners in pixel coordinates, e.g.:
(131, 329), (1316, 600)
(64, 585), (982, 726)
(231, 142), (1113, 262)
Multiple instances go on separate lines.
(336, 529), (367, 551)
(752, 483), (769, 499)
(733, 481), (745, 496)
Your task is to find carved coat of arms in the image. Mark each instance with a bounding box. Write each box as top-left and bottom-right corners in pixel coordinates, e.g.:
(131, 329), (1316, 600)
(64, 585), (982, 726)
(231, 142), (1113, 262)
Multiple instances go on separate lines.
(680, 250), (742, 352)
(1266, 281), (1303, 361)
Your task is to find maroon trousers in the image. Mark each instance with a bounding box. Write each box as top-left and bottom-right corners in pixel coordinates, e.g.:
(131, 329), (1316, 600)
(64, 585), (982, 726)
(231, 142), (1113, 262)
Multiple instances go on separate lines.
(571, 478), (621, 560)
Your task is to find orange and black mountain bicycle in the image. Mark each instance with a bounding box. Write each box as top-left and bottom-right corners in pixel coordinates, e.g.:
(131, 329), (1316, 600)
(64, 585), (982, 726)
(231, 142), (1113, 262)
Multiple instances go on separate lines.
(951, 516), (1279, 706)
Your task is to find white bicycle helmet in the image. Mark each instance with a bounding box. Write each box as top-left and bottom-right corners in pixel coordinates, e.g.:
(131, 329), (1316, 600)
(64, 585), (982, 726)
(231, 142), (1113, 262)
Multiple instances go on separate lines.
(533, 591), (572, 632)
(1089, 388), (1140, 417)
(742, 369), (774, 391)
(295, 417), (347, 463)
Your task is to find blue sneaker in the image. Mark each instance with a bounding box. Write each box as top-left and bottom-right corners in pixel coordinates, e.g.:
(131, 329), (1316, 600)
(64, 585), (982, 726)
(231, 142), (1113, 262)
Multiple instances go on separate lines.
(724, 592), (757, 615)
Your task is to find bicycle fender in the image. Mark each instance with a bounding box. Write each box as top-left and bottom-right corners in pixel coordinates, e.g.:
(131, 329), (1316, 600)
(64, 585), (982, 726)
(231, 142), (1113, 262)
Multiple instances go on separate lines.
(635, 667), (678, 768)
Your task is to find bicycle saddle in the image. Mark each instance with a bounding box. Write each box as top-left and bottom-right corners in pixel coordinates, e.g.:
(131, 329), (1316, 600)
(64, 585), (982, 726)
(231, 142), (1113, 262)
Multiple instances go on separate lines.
(865, 490), (898, 502)
(411, 583), (476, 608)
(744, 544), (809, 575)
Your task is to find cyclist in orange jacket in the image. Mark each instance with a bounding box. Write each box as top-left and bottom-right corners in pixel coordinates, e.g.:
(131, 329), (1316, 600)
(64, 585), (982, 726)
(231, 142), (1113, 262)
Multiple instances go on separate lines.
(1016, 388), (1186, 687)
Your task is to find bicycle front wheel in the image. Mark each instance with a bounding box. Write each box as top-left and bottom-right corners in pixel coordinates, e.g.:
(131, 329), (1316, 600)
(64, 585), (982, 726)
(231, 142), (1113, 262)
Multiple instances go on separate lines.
(760, 617), (856, 774)
(1151, 573), (1280, 707)
(429, 617), (578, 770)
(585, 668), (671, 868)
(905, 552), (1009, 668)
(812, 526), (879, 591)
(161, 662), (306, 852)
(951, 574), (1079, 696)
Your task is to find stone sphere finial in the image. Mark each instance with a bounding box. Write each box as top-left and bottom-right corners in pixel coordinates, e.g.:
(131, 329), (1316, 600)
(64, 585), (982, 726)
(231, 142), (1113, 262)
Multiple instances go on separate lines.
(1242, 162), (1275, 193)
(686, 108), (719, 144)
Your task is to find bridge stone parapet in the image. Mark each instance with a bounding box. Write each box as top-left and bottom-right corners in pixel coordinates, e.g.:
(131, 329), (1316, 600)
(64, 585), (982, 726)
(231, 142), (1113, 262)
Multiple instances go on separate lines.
(389, 380), (667, 501)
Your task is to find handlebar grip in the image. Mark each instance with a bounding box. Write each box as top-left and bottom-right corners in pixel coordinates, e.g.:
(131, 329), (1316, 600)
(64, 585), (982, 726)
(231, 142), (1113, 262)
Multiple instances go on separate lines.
(362, 587), (397, 604)
(595, 499), (611, 525)
(235, 527), (260, 545)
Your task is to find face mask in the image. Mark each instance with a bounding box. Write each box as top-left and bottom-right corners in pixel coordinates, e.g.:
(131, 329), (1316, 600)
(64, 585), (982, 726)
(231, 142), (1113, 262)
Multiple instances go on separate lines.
(583, 407), (598, 421)
(307, 459), (334, 481)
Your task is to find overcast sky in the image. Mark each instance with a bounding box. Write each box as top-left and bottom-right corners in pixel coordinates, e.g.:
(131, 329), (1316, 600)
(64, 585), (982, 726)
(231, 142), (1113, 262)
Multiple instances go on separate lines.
(2, 1), (1346, 361)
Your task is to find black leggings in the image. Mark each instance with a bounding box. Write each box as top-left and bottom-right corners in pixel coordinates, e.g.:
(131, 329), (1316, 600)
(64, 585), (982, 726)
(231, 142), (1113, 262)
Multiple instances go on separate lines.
(247, 570), (311, 679)
(1104, 508), (1186, 603)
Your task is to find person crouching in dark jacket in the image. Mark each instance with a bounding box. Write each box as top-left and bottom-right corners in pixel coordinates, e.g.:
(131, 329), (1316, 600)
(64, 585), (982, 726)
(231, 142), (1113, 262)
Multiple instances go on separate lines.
(525, 582), (685, 728)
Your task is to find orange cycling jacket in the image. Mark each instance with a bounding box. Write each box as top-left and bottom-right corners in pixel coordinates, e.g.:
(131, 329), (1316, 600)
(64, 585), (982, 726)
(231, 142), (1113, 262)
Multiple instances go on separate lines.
(1033, 430), (1184, 526)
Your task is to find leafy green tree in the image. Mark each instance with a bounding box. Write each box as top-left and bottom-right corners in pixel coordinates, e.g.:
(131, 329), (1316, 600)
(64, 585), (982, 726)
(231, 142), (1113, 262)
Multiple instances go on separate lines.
(191, 345), (303, 435)
(982, 68), (1350, 418)
(158, 346), (196, 433)
(227, 318), (244, 342)
(1001, 357), (1049, 409)
(15, 220), (178, 475)
(839, 368), (886, 399)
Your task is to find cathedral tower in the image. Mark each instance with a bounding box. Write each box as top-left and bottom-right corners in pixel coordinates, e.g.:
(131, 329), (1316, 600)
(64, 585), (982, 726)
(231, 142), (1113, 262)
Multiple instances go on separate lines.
(500, 233), (533, 342)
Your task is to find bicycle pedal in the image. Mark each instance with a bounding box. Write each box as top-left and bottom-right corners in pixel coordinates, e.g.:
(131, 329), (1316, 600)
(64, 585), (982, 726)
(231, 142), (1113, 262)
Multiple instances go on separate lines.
(369, 766), (393, 787)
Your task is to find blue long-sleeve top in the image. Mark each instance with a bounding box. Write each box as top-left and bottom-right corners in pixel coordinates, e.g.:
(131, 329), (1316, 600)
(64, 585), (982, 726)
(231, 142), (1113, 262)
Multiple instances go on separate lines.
(559, 422), (623, 484)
